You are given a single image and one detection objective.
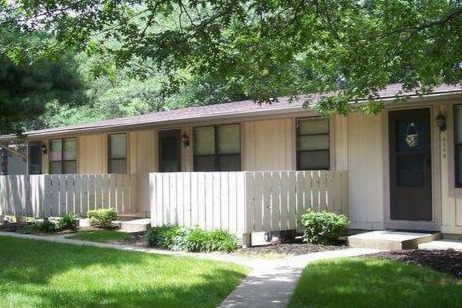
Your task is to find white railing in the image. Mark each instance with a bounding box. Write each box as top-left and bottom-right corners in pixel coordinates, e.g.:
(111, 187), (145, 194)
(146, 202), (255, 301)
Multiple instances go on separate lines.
(0, 174), (136, 218)
(149, 171), (348, 235)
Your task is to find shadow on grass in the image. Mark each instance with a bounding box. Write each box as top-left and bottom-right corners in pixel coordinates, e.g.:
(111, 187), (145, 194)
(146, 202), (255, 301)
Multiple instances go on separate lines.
(288, 258), (462, 308)
(0, 236), (246, 307)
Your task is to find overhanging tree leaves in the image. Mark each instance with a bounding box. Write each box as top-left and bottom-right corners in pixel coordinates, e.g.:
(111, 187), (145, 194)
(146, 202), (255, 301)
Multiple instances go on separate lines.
(0, 4), (86, 134)
(6, 0), (462, 115)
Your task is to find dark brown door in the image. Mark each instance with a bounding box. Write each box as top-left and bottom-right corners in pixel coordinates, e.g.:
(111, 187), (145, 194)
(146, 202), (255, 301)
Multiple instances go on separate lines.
(389, 109), (432, 221)
(158, 130), (181, 172)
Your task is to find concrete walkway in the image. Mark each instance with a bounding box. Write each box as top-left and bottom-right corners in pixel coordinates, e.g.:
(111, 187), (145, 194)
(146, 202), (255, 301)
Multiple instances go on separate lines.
(0, 232), (381, 307)
(219, 248), (380, 308)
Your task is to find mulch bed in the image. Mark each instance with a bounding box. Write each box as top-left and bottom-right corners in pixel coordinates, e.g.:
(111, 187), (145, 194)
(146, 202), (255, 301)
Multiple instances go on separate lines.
(236, 239), (347, 256)
(2, 222), (462, 277)
(364, 249), (462, 278)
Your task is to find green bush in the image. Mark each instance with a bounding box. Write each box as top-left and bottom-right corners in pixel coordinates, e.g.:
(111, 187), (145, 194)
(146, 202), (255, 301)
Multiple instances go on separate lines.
(300, 209), (349, 245)
(88, 208), (118, 228)
(208, 230), (238, 252)
(146, 225), (186, 250)
(147, 225), (238, 252)
(57, 213), (78, 231)
(38, 218), (58, 233)
(183, 227), (210, 252)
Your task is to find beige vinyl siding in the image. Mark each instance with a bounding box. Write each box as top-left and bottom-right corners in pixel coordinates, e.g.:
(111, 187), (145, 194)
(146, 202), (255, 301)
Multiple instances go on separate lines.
(243, 119), (295, 171)
(79, 134), (106, 174)
(346, 112), (384, 230)
(441, 103), (462, 234)
(129, 129), (157, 214)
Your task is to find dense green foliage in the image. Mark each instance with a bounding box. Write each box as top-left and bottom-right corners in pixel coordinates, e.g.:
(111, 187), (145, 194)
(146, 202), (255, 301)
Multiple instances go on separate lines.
(0, 236), (247, 307)
(16, 218), (57, 234)
(87, 208), (118, 228)
(5, 0), (462, 116)
(300, 209), (349, 245)
(288, 258), (461, 307)
(56, 213), (78, 231)
(2, 0), (462, 133)
(0, 8), (86, 134)
(146, 225), (238, 252)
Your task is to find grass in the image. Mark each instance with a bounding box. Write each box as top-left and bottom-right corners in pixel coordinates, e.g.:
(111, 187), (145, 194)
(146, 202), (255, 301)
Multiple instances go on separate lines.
(288, 258), (462, 308)
(66, 230), (133, 243)
(0, 236), (248, 307)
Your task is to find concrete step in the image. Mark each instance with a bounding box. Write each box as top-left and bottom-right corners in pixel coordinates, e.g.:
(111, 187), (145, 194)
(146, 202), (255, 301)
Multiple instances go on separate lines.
(120, 218), (151, 232)
(348, 230), (441, 250)
(419, 239), (462, 251)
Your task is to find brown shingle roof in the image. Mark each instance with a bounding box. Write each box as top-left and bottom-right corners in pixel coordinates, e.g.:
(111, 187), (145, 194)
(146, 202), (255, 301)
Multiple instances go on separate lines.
(10, 83), (462, 138)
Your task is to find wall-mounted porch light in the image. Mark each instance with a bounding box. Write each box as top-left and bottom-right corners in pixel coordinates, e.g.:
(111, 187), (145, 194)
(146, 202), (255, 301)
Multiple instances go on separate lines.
(436, 113), (447, 132)
(40, 144), (48, 154)
(182, 133), (190, 147)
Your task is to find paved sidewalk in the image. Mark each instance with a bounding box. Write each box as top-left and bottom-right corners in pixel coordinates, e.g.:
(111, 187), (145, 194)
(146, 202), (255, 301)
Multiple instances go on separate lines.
(219, 248), (381, 308)
(0, 232), (381, 307)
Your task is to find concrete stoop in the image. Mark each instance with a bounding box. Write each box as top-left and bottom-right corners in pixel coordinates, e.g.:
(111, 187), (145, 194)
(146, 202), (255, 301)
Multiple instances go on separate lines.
(119, 218), (151, 232)
(419, 239), (462, 251)
(348, 230), (441, 250)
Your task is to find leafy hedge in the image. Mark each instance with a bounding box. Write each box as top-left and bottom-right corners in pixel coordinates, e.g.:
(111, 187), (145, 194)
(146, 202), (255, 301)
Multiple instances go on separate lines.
(146, 225), (238, 253)
(300, 209), (349, 245)
(88, 208), (118, 228)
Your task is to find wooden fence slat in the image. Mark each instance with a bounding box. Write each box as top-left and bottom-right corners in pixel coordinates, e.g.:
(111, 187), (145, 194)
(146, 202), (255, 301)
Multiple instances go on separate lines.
(288, 172), (297, 229)
(190, 172), (198, 226)
(0, 174), (134, 219)
(228, 172), (238, 234)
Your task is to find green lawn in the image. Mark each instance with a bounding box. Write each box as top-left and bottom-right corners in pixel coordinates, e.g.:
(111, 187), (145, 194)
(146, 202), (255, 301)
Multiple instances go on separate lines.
(0, 236), (247, 307)
(66, 230), (133, 243)
(288, 258), (462, 308)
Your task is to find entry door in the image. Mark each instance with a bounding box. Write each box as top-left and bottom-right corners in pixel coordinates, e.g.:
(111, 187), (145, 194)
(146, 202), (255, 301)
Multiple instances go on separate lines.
(158, 130), (181, 172)
(29, 142), (42, 174)
(389, 109), (432, 221)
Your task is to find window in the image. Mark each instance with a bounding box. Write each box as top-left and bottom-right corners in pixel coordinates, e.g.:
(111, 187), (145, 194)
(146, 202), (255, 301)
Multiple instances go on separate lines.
(455, 105), (462, 186)
(297, 118), (330, 170)
(108, 134), (127, 174)
(50, 138), (77, 174)
(194, 124), (241, 171)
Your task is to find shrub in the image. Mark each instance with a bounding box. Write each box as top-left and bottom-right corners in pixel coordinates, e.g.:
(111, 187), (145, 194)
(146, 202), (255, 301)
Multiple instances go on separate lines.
(208, 230), (238, 253)
(57, 213), (78, 231)
(38, 218), (57, 233)
(300, 209), (349, 245)
(146, 225), (238, 252)
(183, 227), (210, 252)
(88, 208), (118, 228)
(146, 225), (186, 250)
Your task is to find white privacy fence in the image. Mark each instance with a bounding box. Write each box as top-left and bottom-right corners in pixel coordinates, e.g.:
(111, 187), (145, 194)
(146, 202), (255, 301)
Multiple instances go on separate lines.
(150, 171), (348, 235)
(0, 174), (136, 218)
